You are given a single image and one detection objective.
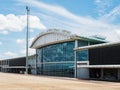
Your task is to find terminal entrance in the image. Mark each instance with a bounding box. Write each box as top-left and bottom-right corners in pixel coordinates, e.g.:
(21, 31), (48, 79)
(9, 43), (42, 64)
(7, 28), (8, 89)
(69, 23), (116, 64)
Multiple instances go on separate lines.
(90, 68), (101, 79)
(90, 68), (118, 81)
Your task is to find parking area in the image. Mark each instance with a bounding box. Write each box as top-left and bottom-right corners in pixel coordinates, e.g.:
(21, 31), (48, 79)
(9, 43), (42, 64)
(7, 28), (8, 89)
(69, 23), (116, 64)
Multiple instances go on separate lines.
(0, 72), (120, 90)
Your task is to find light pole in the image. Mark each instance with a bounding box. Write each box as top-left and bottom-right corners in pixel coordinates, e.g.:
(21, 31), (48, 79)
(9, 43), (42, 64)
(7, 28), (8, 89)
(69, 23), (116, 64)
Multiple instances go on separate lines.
(26, 6), (30, 74)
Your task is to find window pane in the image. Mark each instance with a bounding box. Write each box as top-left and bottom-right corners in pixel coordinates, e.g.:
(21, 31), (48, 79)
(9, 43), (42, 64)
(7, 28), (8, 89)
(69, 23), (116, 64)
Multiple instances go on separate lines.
(36, 49), (42, 64)
(42, 63), (74, 77)
(78, 40), (88, 47)
(77, 50), (88, 61)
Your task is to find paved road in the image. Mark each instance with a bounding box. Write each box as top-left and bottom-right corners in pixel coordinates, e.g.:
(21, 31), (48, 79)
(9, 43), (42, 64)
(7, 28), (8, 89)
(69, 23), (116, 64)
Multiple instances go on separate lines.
(0, 73), (120, 90)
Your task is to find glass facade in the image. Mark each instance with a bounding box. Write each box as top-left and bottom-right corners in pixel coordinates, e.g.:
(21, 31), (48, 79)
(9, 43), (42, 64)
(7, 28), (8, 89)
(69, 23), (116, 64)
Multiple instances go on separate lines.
(41, 63), (74, 77)
(76, 50), (88, 61)
(36, 41), (75, 77)
(43, 42), (74, 62)
(76, 40), (104, 62)
(36, 49), (42, 65)
(77, 40), (89, 61)
(36, 40), (101, 77)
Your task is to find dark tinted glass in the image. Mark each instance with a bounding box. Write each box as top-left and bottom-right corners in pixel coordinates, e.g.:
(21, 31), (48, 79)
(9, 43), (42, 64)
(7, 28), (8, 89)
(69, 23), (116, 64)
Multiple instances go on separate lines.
(78, 40), (88, 47)
(77, 50), (88, 61)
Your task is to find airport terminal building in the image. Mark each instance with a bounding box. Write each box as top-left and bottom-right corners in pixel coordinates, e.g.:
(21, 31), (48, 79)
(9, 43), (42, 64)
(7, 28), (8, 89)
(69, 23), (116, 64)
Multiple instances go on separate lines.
(0, 29), (120, 81)
(30, 29), (105, 77)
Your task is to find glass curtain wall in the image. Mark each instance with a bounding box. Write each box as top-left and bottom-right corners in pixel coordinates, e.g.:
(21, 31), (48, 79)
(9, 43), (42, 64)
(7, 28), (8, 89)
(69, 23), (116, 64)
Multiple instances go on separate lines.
(76, 40), (103, 61)
(36, 41), (75, 77)
(77, 40), (89, 61)
(76, 50), (88, 61)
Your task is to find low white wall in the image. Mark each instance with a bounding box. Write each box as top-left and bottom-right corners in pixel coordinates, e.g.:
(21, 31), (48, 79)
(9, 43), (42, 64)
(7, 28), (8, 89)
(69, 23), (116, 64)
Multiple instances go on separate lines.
(77, 68), (89, 79)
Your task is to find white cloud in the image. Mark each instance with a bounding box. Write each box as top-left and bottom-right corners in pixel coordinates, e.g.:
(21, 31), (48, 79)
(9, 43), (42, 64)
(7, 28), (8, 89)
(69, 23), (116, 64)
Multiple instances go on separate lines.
(16, 39), (25, 44)
(0, 14), (46, 34)
(116, 29), (120, 34)
(20, 15), (46, 30)
(0, 30), (8, 34)
(4, 51), (18, 58)
(115, 29), (120, 40)
(94, 0), (112, 16)
(0, 42), (2, 45)
(95, 0), (101, 3)
(100, 5), (120, 22)
(19, 0), (110, 28)
(19, 0), (120, 42)
(20, 48), (35, 55)
(16, 37), (34, 45)
(30, 29), (34, 32)
(20, 37), (35, 55)
(20, 49), (25, 54)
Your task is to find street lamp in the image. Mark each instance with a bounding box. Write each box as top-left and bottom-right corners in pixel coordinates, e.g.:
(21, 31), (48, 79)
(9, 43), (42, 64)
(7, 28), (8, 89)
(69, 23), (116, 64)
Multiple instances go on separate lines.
(26, 6), (30, 74)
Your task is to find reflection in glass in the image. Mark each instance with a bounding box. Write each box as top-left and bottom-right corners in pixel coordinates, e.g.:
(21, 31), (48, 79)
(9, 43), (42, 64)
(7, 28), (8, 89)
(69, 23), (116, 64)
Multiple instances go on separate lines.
(43, 42), (74, 62)
(42, 63), (74, 77)
(36, 41), (75, 77)
(77, 50), (88, 61)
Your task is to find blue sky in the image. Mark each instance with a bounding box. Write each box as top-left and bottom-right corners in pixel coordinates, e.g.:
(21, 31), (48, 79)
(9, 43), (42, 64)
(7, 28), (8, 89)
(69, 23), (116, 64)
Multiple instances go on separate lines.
(0, 0), (120, 59)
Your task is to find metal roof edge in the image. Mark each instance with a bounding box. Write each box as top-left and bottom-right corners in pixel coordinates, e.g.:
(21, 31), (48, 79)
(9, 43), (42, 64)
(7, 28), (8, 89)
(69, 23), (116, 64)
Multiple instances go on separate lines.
(77, 65), (120, 68)
(75, 41), (120, 51)
(77, 36), (107, 43)
(0, 54), (36, 61)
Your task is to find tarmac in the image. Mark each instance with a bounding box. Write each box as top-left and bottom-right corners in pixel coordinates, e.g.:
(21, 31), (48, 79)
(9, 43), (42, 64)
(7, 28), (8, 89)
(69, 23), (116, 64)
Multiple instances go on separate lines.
(0, 72), (120, 90)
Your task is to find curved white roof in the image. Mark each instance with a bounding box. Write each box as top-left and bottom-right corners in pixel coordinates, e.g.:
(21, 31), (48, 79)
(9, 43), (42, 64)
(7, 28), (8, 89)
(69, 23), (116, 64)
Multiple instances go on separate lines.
(31, 29), (106, 49)
(30, 29), (77, 48)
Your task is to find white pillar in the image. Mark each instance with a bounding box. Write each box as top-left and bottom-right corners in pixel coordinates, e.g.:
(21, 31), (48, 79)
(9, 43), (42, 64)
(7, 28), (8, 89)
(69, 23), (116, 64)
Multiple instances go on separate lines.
(74, 40), (78, 78)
